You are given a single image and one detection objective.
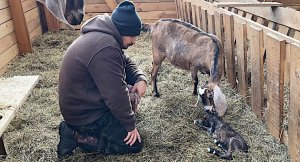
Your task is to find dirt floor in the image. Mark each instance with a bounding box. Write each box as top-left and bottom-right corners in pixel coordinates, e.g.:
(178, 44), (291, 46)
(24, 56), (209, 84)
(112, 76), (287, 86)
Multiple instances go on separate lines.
(1, 31), (290, 161)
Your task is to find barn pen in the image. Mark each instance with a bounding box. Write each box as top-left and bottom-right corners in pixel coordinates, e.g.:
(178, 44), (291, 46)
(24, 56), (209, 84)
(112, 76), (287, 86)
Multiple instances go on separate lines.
(0, 0), (299, 161)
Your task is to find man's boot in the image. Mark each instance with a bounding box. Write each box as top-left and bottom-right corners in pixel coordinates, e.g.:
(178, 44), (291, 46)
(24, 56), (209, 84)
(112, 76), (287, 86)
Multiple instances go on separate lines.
(57, 121), (78, 158)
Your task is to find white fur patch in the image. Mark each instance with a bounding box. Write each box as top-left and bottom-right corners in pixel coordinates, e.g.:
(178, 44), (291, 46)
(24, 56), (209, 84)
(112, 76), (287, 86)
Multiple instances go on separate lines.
(204, 106), (213, 111)
(198, 88), (207, 95)
(207, 148), (211, 152)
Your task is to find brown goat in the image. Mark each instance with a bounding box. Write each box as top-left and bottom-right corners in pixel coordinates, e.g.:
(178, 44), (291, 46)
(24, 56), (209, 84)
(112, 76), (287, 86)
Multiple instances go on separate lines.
(149, 19), (227, 114)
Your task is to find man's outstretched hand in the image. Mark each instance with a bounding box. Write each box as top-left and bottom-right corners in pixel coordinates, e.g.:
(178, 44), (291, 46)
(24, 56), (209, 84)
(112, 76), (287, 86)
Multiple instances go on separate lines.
(124, 128), (141, 146)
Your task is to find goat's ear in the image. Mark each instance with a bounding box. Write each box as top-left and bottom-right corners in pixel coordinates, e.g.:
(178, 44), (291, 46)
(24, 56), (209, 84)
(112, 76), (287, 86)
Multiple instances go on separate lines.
(198, 88), (207, 95)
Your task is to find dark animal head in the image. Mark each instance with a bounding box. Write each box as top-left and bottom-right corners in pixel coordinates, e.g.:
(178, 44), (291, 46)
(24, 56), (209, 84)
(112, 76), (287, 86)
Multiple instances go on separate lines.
(64, 0), (85, 26)
(197, 81), (227, 116)
(37, 0), (85, 30)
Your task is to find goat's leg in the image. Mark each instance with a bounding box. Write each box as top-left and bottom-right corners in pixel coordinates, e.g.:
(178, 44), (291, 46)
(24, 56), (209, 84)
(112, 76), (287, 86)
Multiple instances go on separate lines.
(207, 147), (233, 160)
(151, 48), (165, 97)
(191, 66), (199, 95)
(214, 139), (228, 152)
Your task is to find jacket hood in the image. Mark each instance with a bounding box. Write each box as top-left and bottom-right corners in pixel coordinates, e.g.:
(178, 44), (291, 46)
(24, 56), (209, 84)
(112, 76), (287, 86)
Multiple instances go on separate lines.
(81, 13), (123, 47)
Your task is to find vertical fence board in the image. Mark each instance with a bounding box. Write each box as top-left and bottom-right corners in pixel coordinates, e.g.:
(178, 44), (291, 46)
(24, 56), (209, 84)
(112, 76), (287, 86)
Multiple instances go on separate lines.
(285, 44), (291, 85)
(214, 11), (223, 45)
(234, 21), (248, 97)
(288, 43), (300, 162)
(8, 0), (32, 53)
(183, 0), (188, 22)
(201, 9), (208, 32)
(223, 13), (236, 88)
(207, 14), (215, 34)
(266, 33), (286, 142)
(43, 5), (60, 31)
(196, 6), (202, 29)
(186, 1), (192, 23)
(249, 25), (264, 119)
(191, 4), (196, 26)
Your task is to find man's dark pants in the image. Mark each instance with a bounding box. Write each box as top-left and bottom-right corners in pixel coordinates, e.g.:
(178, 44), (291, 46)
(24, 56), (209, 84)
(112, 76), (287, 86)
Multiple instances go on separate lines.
(58, 111), (143, 156)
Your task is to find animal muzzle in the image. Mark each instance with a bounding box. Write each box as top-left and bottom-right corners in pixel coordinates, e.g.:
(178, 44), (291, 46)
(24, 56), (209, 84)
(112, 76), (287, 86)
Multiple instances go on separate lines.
(66, 11), (84, 25)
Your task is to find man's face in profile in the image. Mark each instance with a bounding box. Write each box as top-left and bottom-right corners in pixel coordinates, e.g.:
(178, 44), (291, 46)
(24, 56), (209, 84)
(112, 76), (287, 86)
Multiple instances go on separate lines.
(122, 36), (137, 49)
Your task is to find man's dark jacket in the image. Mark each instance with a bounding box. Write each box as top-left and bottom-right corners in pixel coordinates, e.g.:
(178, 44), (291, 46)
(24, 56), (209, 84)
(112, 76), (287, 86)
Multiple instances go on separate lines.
(58, 14), (146, 132)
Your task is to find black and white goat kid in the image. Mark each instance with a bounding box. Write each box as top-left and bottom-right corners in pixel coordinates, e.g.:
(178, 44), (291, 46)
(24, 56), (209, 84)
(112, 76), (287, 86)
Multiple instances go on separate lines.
(194, 87), (249, 160)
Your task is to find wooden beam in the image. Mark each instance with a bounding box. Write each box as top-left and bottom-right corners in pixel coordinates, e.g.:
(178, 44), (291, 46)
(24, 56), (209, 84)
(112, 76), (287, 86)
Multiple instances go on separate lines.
(213, 2), (283, 8)
(43, 4), (60, 31)
(235, 5), (300, 32)
(8, 0), (32, 53)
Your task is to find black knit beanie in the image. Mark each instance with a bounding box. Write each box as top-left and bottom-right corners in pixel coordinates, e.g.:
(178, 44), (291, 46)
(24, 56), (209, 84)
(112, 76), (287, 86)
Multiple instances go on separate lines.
(111, 1), (142, 36)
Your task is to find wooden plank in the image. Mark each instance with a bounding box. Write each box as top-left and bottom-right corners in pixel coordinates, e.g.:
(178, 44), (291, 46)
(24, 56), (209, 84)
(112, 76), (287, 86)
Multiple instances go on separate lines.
(104, 0), (118, 11)
(0, 1), (8, 10)
(8, 0), (32, 53)
(0, 44), (19, 70)
(134, 2), (176, 12)
(284, 44), (291, 85)
(30, 26), (42, 41)
(256, 17), (265, 25)
(22, 0), (37, 12)
(248, 25), (264, 119)
(288, 43), (300, 162)
(177, 0), (183, 20)
(186, 1), (192, 23)
(245, 13), (252, 19)
(294, 31), (300, 40)
(0, 8), (12, 25)
(214, 11), (224, 44)
(223, 13), (236, 88)
(0, 20), (14, 40)
(237, 10), (245, 17)
(268, 21), (276, 30)
(265, 33), (286, 142)
(27, 16), (41, 33)
(234, 21), (248, 97)
(278, 25), (290, 35)
(191, 4), (197, 26)
(0, 76), (40, 136)
(24, 7), (39, 23)
(43, 4), (60, 31)
(183, 0), (188, 22)
(85, 11), (177, 20)
(195, 6), (202, 28)
(0, 32), (17, 55)
(83, 4), (110, 13)
(207, 14), (215, 34)
(213, 2), (283, 8)
(235, 5), (300, 32)
(201, 9), (208, 32)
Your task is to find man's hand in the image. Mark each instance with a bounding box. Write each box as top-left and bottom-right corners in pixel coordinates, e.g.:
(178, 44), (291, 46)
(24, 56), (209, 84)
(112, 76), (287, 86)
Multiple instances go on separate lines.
(124, 128), (141, 146)
(132, 80), (147, 97)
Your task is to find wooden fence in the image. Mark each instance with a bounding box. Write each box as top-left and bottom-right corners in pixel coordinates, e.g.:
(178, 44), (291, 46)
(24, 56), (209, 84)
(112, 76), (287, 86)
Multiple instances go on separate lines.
(176, 0), (300, 161)
(0, 0), (43, 71)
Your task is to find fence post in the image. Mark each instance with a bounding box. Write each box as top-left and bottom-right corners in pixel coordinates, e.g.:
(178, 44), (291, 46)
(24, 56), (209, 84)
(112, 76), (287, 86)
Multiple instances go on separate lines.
(265, 33), (286, 143)
(288, 43), (300, 162)
(248, 25), (264, 119)
(8, 0), (32, 54)
(223, 13), (236, 88)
